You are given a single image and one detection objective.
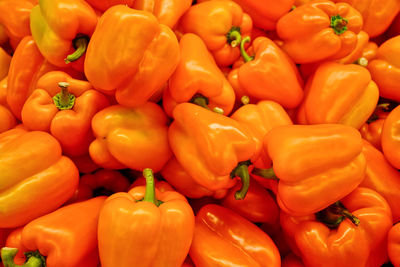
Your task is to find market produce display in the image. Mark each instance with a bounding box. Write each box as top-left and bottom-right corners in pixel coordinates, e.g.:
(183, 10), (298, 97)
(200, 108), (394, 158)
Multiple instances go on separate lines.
(1, 0), (400, 266)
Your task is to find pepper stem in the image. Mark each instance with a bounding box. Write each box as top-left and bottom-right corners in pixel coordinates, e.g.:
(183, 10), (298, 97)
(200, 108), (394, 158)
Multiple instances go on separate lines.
(354, 57), (368, 67)
(240, 37), (254, 63)
(241, 95), (250, 105)
(330, 15), (348, 35)
(251, 167), (278, 180)
(1, 248), (45, 267)
(315, 201), (360, 228)
(191, 95), (210, 110)
(226, 26), (242, 48)
(142, 168), (162, 207)
(64, 36), (89, 64)
(213, 107), (224, 114)
(230, 160), (251, 200)
(52, 82), (75, 110)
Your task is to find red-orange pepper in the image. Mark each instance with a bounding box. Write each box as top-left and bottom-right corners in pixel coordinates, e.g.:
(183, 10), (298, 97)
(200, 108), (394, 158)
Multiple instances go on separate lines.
(388, 223), (400, 267)
(190, 204), (281, 267)
(69, 153), (99, 174)
(276, 0), (363, 64)
(282, 253), (305, 267)
(178, 1), (252, 67)
(84, 5), (179, 107)
(381, 104), (400, 169)
(1, 197), (105, 267)
(84, 0), (135, 11)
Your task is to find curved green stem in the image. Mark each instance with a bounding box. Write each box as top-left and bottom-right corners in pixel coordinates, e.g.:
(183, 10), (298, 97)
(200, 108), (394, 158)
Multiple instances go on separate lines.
(315, 201), (360, 228)
(240, 37), (254, 63)
(251, 167), (278, 180)
(142, 168), (162, 207)
(330, 15), (348, 35)
(226, 26), (242, 48)
(230, 160), (251, 200)
(1, 248), (45, 267)
(64, 36), (89, 64)
(52, 82), (75, 110)
(191, 95), (210, 110)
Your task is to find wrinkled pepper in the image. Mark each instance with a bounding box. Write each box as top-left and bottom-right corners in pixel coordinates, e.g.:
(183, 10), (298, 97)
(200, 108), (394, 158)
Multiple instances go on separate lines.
(297, 62), (379, 129)
(84, 5), (179, 107)
(30, 0), (98, 70)
(21, 77), (110, 157)
(98, 168), (195, 267)
(276, 0), (363, 64)
(190, 204), (281, 267)
(1, 197), (105, 267)
(388, 223), (400, 267)
(90, 103), (172, 172)
(168, 103), (257, 200)
(164, 33), (235, 117)
(280, 187), (393, 267)
(228, 37), (303, 108)
(381, 104), (400, 169)
(178, 1), (252, 67)
(258, 124), (366, 215)
(0, 128), (79, 227)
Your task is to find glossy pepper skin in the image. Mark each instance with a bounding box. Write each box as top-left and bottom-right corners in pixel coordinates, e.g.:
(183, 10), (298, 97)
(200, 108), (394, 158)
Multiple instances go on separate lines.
(84, 5), (179, 108)
(190, 204), (281, 267)
(264, 124), (366, 215)
(297, 62), (379, 129)
(30, 0), (97, 70)
(280, 187), (393, 267)
(0, 78), (16, 134)
(89, 103), (172, 172)
(164, 33), (235, 117)
(0, 48), (11, 81)
(21, 76), (110, 157)
(168, 103), (257, 200)
(276, 0), (363, 64)
(359, 104), (389, 150)
(1, 197), (105, 267)
(229, 37), (303, 108)
(98, 169), (195, 267)
(333, 0), (400, 38)
(388, 223), (400, 267)
(381, 105), (400, 169)
(368, 36), (400, 102)
(0, 128), (79, 228)
(178, 1), (252, 67)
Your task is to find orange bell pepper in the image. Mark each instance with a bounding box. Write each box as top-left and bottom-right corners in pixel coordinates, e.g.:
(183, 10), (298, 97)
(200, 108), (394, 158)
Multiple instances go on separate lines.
(282, 253), (305, 267)
(0, 128), (79, 227)
(178, 1), (252, 67)
(228, 37), (303, 108)
(276, 0), (363, 64)
(21, 78), (109, 157)
(164, 33), (235, 117)
(381, 105), (400, 169)
(361, 41), (378, 61)
(84, 0), (135, 11)
(388, 223), (400, 267)
(297, 62), (379, 129)
(0, 77), (16, 134)
(0, 48), (10, 81)
(332, 0), (400, 38)
(84, 5), (179, 107)
(89, 103), (172, 172)
(30, 0), (97, 70)
(67, 169), (131, 204)
(98, 168), (194, 267)
(190, 204), (281, 267)
(368, 36), (400, 102)
(258, 124), (366, 215)
(280, 187), (393, 267)
(168, 103), (257, 200)
(337, 30), (369, 65)
(1, 197), (105, 267)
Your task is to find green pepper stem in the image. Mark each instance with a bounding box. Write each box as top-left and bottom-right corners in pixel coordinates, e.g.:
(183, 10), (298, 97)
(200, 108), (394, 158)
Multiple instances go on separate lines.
(143, 168), (160, 206)
(226, 27), (242, 48)
(240, 37), (254, 63)
(354, 57), (368, 67)
(1, 248), (45, 267)
(251, 167), (278, 180)
(52, 82), (75, 110)
(213, 107), (224, 114)
(64, 36), (89, 64)
(315, 201), (360, 228)
(230, 161), (251, 200)
(241, 95), (250, 105)
(191, 95), (210, 110)
(330, 15), (348, 35)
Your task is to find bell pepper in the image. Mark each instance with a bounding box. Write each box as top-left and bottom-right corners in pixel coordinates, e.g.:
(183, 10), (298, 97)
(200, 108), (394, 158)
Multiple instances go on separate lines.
(257, 124), (366, 215)
(84, 5), (179, 108)
(98, 168), (194, 267)
(0, 128), (79, 227)
(30, 0), (97, 71)
(67, 169), (131, 204)
(297, 62), (379, 129)
(381, 104), (400, 169)
(190, 204), (281, 267)
(70, 154), (99, 174)
(333, 0), (400, 38)
(388, 223), (400, 267)
(178, 1), (252, 67)
(282, 253), (305, 267)
(387, 12), (400, 38)
(337, 30), (369, 65)
(90, 103), (172, 172)
(361, 41), (378, 61)
(0, 78), (16, 134)
(0, 48), (10, 81)
(367, 36), (400, 102)
(276, 0), (363, 64)
(84, 0), (135, 11)
(130, 175), (174, 192)
(21, 78), (109, 157)
(228, 37), (303, 108)
(1, 197), (105, 267)
(220, 178), (280, 224)
(280, 187), (393, 267)
(164, 33), (235, 117)
(361, 140), (400, 223)
(168, 103), (257, 200)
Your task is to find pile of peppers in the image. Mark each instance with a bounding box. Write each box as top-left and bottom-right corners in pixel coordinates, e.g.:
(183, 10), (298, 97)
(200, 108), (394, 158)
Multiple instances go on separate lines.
(1, 0), (400, 266)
